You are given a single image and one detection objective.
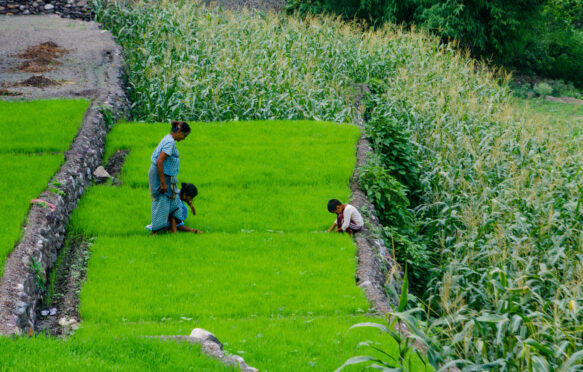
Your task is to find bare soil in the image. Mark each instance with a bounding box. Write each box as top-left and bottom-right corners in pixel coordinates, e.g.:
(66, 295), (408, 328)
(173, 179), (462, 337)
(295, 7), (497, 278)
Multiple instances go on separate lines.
(0, 16), (125, 100)
(17, 41), (69, 60)
(13, 41), (70, 73)
(104, 149), (130, 186)
(10, 75), (62, 88)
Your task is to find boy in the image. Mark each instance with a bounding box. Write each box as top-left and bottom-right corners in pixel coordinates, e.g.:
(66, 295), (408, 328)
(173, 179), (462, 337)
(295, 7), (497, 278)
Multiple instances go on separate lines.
(327, 199), (364, 235)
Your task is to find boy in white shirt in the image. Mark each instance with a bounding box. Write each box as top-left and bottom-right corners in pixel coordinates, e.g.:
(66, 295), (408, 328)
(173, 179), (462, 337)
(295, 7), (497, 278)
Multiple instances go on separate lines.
(327, 199), (364, 235)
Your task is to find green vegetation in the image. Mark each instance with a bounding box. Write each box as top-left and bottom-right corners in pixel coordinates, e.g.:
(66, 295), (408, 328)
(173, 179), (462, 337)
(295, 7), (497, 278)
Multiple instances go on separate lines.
(0, 335), (234, 371)
(71, 121), (421, 371)
(286, 0), (583, 88)
(512, 98), (583, 132)
(92, 2), (583, 368)
(0, 100), (89, 277)
(0, 100), (89, 153)
(94, 0), (385, 122)
(2, 121), (428, 370)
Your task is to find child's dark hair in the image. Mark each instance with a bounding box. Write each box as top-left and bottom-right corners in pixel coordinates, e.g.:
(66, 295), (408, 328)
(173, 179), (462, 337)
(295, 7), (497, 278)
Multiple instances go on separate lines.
(327, 199), (342, 212)
(171, 120), (191, 134)
(180, 183), (198, 198)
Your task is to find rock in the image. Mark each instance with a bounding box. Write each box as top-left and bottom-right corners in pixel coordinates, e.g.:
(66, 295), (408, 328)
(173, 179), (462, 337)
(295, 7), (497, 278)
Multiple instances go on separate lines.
(201, 341), (224, 358)
(44, 4), (54, 10)
(15, 301), (28, 315)
(225, 355), (259, 372)
(58, 317), (79, 331)
(92, 166), (111, 180)
(189, 328), (223, 348)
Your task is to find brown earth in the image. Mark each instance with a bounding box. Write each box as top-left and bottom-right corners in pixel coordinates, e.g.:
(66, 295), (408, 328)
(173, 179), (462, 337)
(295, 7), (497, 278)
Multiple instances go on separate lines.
(10, 75), (62, 88)
(12, 41), (70, 73)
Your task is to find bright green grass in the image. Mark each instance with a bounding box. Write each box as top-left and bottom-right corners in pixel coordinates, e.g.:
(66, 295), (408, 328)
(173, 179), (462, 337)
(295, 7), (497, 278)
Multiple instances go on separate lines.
(75, 315), (429, 372)
(79, 233), (367, 323)
(0, 154), (64, 277)
(2, 121), (421, 370)
(119, 143), (355, 188)
(0, 335), (234, 372)
(0, 100), (89, 277)
(104, 121), (357, 157)
(70, 184), (350, 235)
(0, 100), (89, 153)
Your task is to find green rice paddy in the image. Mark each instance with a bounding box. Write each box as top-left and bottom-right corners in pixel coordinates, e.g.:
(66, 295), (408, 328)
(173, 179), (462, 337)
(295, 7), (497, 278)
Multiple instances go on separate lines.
(0, 100), (89, 277)
(1, 121), (427, 371)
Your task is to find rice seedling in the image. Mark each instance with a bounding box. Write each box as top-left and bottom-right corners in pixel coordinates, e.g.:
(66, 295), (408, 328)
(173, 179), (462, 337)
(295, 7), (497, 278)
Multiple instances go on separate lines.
(79, 233), (367, 322)
(0, 334), (234, 371)
(70, 183), (351, 236)
(75, 315), (429, 372)
(0, 99), (88, 277)
(0, 154), (64, 277)
(0, 99), (89, 153)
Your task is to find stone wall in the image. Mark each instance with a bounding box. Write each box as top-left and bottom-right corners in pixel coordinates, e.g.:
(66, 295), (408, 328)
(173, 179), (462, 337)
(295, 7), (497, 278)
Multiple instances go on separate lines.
(350, 135), (403, 314)
(0, 0), (91, 19)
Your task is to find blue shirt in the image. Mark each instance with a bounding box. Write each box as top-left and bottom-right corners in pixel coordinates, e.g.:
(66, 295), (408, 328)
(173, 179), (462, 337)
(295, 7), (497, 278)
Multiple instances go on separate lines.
(177, 198), (188, 225)
(151, 134), (180, 176)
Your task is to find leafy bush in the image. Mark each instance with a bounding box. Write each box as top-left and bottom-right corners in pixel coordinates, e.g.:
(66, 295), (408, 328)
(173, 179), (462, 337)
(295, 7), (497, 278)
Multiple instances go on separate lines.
(358, 157), (430, 287)
(363, 94), (421, 201)
(285, 0), (420, 25)
(548, 79), (583, 97)
(533, 81), (553, 96)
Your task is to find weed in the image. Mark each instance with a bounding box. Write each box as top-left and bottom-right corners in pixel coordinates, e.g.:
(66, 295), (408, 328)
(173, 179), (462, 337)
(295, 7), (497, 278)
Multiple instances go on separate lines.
(30, 258), (46, 293)
(50, 187), (65, 197)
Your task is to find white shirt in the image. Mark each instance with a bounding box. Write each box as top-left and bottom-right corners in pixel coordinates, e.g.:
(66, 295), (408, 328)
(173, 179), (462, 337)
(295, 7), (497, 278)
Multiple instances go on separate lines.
(340, 204), (364, 231)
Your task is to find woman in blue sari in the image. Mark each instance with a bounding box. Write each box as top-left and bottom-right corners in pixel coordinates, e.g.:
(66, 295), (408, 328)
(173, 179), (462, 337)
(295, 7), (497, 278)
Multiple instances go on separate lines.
(149, 120), (191, 234)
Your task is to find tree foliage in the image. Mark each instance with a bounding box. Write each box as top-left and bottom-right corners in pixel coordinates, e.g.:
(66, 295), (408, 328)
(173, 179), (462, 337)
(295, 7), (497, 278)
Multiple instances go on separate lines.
(286, 0), (583, 87)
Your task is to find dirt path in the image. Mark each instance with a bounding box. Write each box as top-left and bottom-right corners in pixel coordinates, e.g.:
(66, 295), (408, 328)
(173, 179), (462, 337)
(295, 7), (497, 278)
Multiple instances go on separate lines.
(0, 15), (122, 99)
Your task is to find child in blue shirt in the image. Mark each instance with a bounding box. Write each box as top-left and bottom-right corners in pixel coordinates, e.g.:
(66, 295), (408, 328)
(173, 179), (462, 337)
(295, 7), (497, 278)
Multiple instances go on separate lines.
(146, 183), (203, 234)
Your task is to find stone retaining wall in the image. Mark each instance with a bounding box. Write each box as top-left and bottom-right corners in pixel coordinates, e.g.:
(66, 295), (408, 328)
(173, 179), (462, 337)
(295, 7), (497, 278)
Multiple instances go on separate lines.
(0, 0), (91, 19)
(350, 135), (402, 314)
(0, 41), (126, 336)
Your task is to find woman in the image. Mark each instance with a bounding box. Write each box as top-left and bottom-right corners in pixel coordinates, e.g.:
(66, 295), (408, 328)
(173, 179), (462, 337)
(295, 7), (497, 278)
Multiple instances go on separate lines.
(149, 120), (191, 234)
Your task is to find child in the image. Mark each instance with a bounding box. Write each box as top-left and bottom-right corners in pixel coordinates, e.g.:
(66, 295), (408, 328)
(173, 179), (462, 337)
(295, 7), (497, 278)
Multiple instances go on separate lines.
(146, 183), (203, 234)
(327, 199), (364, 235)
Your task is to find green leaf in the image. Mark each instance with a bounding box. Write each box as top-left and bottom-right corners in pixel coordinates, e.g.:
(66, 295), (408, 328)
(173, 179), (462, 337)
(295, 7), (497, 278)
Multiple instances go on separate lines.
(334, 356), (386, 372)
(398, 266), (409, 312)
(348, 322), (390, 333)
(562, 349), (583, 370)
(476, 313), (508, 324)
